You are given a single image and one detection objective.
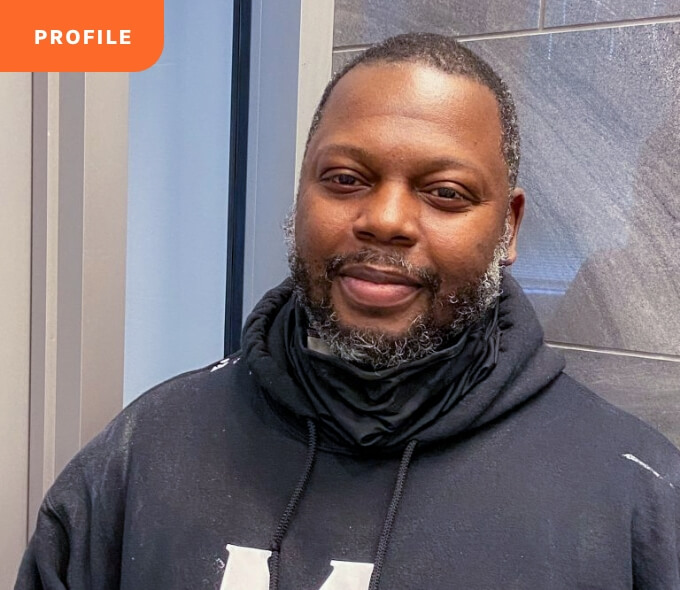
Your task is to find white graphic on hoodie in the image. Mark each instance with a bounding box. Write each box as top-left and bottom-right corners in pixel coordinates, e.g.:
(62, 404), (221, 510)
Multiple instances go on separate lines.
(219, 544), (374, 590)
(220, 545), (271, 590)
(319, 560), (374, 589)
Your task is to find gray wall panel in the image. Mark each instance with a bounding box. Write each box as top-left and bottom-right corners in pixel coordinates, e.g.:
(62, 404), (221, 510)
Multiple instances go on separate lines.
(0, 72), (31, 590)
(546, 0), (680, 27)
(334, 0), (541, 47)
(333, 49), (361, 73)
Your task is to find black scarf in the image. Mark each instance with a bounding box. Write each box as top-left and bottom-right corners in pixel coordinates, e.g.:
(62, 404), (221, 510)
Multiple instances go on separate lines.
(281, 297), (501, 450)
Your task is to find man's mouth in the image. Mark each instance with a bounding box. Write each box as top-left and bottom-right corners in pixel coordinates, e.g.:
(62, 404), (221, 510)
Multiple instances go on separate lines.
(337, 264), (422, 309)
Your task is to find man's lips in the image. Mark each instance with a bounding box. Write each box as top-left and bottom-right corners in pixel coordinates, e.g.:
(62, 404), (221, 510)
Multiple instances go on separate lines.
(339, 264), (421, 286)
(336, 265), (422, 309)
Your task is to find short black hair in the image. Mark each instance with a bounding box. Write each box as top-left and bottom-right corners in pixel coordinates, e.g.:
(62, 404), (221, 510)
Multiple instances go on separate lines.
(305, 33), (520, 188)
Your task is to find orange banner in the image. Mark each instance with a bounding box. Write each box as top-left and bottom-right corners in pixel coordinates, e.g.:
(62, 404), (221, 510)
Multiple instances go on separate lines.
(1, 0), (164, 71)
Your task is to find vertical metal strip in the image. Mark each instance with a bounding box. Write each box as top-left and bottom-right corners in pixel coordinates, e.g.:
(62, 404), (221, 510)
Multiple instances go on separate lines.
(224, 0), (253, 355)
(54, 73), (86, 473)
(28, 71), (57, 539)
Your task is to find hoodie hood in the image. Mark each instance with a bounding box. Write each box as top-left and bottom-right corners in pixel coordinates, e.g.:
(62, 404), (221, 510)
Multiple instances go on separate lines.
(243, 273), (565, 454)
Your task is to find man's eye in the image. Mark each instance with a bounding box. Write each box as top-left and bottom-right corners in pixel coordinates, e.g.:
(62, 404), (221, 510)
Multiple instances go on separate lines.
(329, 174), (359, 185)
(431, 187), (463, 200)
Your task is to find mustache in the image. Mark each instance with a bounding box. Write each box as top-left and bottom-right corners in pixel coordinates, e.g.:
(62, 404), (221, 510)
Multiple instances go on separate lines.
(323, 249), (441, 294)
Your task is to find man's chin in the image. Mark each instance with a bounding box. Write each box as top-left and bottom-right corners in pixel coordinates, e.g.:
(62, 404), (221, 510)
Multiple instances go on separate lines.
(330, 302), (430, 339)
(311, 323), (443, 370)
(332, 319), (419, 343)
(302, 297), (449, 370)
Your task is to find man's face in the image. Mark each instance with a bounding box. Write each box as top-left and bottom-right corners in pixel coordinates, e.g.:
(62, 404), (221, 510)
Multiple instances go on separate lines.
(291, 62), (524, 366)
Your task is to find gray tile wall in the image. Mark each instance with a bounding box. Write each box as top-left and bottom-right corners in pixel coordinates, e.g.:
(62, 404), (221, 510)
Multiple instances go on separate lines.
(545, 0), (680, 27)
(331, 3), (680, 445)
(334, 0), (541, 46)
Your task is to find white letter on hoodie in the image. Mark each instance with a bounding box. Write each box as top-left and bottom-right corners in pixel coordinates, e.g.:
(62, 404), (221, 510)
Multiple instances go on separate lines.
(219, 545), (374, 590)
(318, 560), (374, 590)
(220, 545), (272, 590)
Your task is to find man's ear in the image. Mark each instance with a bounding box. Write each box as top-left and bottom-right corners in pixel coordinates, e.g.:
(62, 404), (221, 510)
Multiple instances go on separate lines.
(503, 187), (525, 266)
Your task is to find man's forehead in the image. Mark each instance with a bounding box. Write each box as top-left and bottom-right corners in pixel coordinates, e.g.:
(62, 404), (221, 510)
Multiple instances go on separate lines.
(322, 62), (500, 121)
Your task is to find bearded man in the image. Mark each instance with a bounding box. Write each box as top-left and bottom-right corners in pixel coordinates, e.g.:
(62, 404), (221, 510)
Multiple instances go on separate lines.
(16, 33), (680, 590)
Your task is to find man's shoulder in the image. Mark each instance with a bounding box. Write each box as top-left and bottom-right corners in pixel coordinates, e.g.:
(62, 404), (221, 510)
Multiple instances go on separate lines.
(45, 353), (253, 509)
(67, 353), (251, 473)
(123, 352), (249, 422)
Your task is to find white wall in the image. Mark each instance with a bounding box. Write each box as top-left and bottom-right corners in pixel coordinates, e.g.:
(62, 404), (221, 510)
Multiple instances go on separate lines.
(0, 72), (32, 589)
(125, 0), (234, 403)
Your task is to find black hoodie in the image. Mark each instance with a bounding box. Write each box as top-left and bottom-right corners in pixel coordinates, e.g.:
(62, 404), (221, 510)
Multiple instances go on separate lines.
(16, 276), (680, 589)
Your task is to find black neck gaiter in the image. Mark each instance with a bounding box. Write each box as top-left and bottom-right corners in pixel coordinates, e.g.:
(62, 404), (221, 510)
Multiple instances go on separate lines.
(283, 297), (501, 450)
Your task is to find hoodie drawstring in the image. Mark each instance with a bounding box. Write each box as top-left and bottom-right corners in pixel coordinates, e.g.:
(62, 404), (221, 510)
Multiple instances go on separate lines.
(369, 439), (418, 590)
(268, 420), (318, 590)
(267, 422), (417, 590)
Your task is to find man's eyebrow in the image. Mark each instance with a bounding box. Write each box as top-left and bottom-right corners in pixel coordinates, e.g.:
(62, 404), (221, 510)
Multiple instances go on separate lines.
(418, 156), (484, 176)
(314, 144), (373, 162)
(314, 143), (485, 176)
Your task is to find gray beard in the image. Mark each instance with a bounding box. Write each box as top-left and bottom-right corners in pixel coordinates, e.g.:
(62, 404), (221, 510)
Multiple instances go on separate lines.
(285, 214), (511, 370)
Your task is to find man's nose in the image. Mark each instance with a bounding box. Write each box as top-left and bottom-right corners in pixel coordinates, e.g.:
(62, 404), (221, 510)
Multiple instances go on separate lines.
(352, 182), (418, 247)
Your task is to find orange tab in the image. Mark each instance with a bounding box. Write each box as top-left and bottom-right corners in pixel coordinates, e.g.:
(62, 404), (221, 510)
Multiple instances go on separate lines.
(1, 0), (164, 72)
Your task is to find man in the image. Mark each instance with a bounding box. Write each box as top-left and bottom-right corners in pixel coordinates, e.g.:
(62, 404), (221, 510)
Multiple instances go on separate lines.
(16, 33), (680, 590)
